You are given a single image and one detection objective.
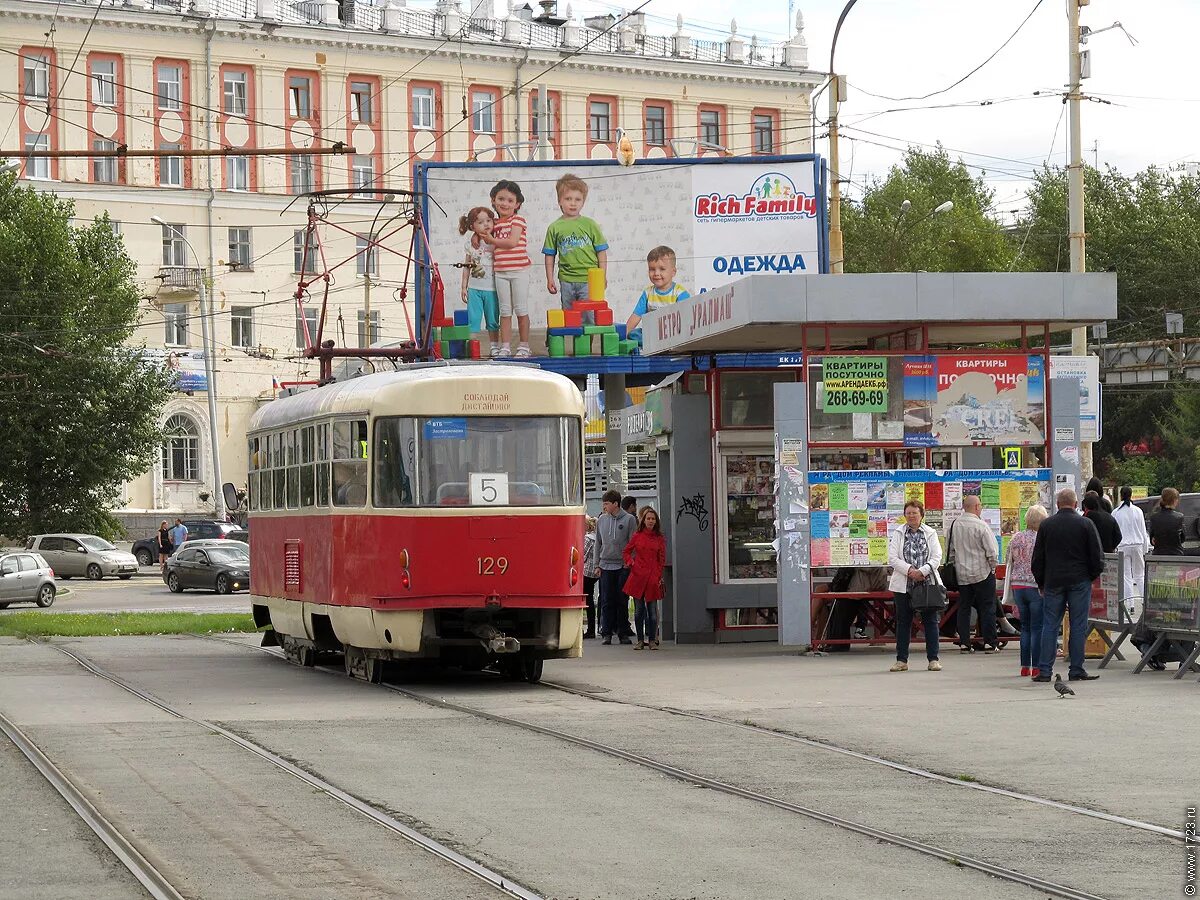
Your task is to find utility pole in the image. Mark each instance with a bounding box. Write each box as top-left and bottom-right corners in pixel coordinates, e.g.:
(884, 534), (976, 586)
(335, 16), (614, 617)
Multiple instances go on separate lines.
(828, 76), (844, 274)
(1067, 0), (1092, 478)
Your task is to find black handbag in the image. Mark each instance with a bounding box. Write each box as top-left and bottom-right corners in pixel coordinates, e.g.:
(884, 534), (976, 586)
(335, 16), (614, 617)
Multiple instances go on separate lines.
(909, 577), (948, 610)
(938, 520), (960, 591)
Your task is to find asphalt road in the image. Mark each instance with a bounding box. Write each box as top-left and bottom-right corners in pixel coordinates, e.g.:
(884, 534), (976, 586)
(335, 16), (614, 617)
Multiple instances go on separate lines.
(0, 569), (249, 615)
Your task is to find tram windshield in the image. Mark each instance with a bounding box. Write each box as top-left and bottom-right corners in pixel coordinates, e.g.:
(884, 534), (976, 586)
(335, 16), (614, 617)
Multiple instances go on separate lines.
(373, 416), (582, 508)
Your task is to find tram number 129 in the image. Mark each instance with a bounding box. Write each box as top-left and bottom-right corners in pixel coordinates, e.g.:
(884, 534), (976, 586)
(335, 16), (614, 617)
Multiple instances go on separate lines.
(477, 556), (509, 575)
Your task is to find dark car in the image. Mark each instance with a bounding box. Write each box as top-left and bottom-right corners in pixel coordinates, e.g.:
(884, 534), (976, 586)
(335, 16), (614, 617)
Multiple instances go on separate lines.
(133, 520), (241, 567)
(1133, 493), (1200, 553)
(163, 544), (251, 594)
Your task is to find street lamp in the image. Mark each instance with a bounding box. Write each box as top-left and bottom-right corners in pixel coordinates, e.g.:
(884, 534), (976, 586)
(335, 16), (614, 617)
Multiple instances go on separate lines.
(825, 0), (860, 274)
(149, 215), (225, 519)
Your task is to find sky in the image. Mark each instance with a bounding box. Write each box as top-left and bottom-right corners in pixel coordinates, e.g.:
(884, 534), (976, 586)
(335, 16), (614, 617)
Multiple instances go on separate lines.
(567, 0), (1200, 216)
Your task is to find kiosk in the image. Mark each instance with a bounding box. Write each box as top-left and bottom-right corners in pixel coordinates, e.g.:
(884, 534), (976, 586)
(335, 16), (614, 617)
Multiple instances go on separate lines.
(637, 271), (1118, 646)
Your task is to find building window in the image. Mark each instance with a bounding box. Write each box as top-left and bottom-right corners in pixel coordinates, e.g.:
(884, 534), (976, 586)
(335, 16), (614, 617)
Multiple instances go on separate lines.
(296, 307), (319, 349)
(159, 144), (183, 187)
(222, 71), (247, 116)
(288, 76), (311, 118)
(294, 230), (317, 274)
(350, 81), (373, 123)
(589, 100), (612, 143)
(92, 139), (118, 183)
(357, 310), (380, 346)
(22, 53), (49, 100)
(161, 223), (186, 266)
(753, 113), (776, 155)
(411, 86), (434, 130)
(644, 104), (666, 146)
(109, 221), (122, 237)
(226, 155), (249, 191)
(23, 134), (49, 179)
(700, 108), (722, 147)
(351, 155), (374, 197)
(356, 233), (378, 276)
(471, 90), (495, 134)
(291, 155), (314, 194)
(227, 227), (252, 270)
(162, 414), (200, 480)
(231, 305), (253, 348)
(156, 64), (182, 110)
(163, 303), (189, 346)
(90, 60), (116, 106)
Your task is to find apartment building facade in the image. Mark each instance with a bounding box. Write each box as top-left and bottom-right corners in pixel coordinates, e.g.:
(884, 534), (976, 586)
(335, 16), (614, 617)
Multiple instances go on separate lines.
(0, 0), (819, 521)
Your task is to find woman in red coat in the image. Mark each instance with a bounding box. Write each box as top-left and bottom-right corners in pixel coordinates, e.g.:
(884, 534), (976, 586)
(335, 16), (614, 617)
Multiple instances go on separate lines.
(623, 506), (667, 650)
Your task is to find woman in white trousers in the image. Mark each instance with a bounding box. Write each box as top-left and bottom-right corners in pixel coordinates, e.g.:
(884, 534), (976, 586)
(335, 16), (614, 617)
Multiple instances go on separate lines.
(1111, 486), (1151, 612)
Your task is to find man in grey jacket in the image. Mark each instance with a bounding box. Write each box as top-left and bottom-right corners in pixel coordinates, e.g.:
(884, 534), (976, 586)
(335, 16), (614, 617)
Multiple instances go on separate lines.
(595, 488), (636, 644)
(952, 494), (1000, 653)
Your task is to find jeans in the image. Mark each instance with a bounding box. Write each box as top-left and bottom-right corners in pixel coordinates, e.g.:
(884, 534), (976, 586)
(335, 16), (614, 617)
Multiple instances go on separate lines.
(558, 279), (594, 324)
(1012, 586), (1044, 669)
(957, 574), (997, 648)
(893, 592), (940, 662)
(599, 567), (631, 637)
(1040, 580), (1091, 677)
(635, 599), (659, 643)
(582, 576), (597, 636)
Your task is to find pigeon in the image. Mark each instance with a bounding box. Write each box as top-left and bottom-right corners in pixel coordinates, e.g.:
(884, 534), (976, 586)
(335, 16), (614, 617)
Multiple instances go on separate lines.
(1054, 674), (1075, 698)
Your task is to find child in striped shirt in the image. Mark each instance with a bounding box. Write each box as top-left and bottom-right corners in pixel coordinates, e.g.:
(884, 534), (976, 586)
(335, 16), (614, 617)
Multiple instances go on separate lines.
(479, 179), (533, 358)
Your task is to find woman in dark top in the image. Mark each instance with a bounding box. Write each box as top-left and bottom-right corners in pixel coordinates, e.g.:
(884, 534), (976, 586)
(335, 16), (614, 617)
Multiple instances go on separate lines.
(1082, 492), (1122, 552)
(156, 519), (173, 570)
(1084, 477), (1112, 513)
(1149, 487), (1186, 556)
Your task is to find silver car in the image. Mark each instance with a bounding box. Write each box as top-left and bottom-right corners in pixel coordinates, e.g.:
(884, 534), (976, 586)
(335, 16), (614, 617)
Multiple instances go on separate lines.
(0, 551), (56, 608)
(25, 534), (139, 581)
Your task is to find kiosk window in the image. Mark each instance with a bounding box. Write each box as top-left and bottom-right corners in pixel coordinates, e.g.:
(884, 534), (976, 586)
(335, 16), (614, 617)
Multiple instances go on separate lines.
(724, 453), (777, 580)
(719, 372), (795, 428)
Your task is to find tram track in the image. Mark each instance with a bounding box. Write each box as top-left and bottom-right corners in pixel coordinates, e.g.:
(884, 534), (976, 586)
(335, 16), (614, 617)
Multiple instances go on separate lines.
(36, 640), (545, 900)
(220, 636), (1124, 900)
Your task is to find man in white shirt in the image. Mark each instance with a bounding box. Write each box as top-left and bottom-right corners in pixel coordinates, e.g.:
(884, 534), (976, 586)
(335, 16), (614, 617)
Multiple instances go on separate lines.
(951, 495), (1000, 653)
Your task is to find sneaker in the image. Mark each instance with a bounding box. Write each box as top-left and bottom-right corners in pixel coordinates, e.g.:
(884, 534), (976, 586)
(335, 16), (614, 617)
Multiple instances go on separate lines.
(634, 641), (644, 650)
(1031, 668), (1040, 677)
(889, 661), (909, 672)
(489, 344), (502, 358)
(983, 644), (998, 654)
(853, 628), (867, 639)
(601, 636), (612, 645)
(928, 660), (942, 671)
(1020, 667), (1030, 677)
(514, 344), (533, 358)
(495, 346), (512, 358)
(959, 646), (974, 654)
(650, 641), (659, 650)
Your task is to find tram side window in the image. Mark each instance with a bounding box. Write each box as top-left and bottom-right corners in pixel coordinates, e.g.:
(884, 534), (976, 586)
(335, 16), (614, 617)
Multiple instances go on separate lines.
(332, 419), (368, 507)
(299, 425), (316, 506)
(247, 437), (260, 511)
(315, 422), (330, 506)
(373, 417), (415, 507)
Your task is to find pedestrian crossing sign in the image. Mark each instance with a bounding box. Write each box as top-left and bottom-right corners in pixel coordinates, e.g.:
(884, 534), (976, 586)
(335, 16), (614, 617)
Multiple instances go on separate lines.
(1003, 447), (1022, 470)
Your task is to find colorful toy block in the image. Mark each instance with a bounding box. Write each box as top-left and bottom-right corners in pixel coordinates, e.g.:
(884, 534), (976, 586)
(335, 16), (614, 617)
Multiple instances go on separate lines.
(468, 339), (481, 359)
(547, 327), (584, 337)
(572, 301), (607, 313)
(546, 309), (565, 328)
(563, 309), (583, 328)
(614, 324), (628, 340)
(438, 340), (451, 358)
(439, 325), (471, 341)
(547, 335), (566, 357)
(601, 333), (619, 356)
(449, 340), (465, 358)
(619, 340), (640, 355)
(453, 309), (470, 327)
(432, 317), (456, 328)
(594, 308), (613, 326)
(573, 335), (593, 356)
(583, 324), (616, 335)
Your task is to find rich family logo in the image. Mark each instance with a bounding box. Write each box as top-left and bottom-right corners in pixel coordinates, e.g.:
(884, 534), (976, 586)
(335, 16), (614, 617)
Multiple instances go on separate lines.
(693, 172), (818, 221)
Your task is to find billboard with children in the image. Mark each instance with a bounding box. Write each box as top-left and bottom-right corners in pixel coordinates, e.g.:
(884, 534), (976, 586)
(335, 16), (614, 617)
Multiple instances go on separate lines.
(415, 156), (826, 346)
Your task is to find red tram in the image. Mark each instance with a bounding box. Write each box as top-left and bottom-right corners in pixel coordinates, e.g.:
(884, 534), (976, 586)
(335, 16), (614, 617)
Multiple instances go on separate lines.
(246, 363), (586, 683)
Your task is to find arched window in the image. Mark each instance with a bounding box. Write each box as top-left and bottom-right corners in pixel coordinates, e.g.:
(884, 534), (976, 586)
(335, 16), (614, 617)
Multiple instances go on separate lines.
(162, 414), (200, 481)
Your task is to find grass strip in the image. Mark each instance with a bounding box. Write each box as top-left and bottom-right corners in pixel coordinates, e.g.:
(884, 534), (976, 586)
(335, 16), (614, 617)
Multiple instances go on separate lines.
(0, 612), (258, 638)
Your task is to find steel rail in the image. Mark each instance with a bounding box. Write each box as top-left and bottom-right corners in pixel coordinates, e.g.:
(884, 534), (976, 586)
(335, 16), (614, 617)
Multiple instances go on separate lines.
(538, 679), (1185, 841)
(0, 709), (185, 900)
(45, 643), (544, 900)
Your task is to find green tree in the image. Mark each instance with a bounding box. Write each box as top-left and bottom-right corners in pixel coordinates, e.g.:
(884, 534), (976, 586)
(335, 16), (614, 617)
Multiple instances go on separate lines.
(0, 173), (173, 538)
(842, 146), (1016, 273)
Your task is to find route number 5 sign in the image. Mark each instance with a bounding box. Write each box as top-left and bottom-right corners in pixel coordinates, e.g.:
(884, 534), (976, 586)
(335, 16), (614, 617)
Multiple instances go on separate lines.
(470, 473), (510, 506)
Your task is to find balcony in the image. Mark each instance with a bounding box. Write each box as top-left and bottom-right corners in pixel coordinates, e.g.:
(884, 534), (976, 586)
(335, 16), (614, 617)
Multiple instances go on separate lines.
(157, 266), (204, 294)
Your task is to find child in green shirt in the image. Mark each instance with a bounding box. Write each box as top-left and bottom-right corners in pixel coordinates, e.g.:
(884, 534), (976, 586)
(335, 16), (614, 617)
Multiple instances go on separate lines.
(543, 173), (608, 315)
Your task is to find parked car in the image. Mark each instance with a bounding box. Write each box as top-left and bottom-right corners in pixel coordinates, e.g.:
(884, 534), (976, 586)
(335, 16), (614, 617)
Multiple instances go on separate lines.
(170, 539), (248, 557)
(1134, 493), (1200, 553)
(0, 550), (56, 608)
(226, 528), (249, 544)
(163, 543), (251, 594)
(132, 520), (242, 566)
(25, 534), (139, 580)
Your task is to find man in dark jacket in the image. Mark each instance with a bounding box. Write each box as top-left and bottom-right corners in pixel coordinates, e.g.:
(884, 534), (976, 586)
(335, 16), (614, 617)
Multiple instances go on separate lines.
(1032, 489), (1105, 683)
(1149, 487), (1186, 556)
(1082, 492), (1122, 553)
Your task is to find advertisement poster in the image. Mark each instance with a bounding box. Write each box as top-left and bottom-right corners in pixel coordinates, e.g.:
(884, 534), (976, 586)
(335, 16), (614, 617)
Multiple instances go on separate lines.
(822, 357), (888, 413)
(903, 355), (1045, 447)
(1050, 355), (1102, 442)
(1143, 559), (1200, 632)
(417, 157), (824, 329)
(808, 469), (1052, 567)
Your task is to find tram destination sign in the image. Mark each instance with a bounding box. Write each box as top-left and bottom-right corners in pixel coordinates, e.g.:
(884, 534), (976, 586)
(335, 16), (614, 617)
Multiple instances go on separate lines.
(822, 357), (888, 413)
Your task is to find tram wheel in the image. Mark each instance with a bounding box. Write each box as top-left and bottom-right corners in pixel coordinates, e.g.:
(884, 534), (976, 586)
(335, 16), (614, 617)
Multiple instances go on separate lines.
(343, 644), (383, 684)
(500, 654), (543, 684)
(279, 634), (315, 668)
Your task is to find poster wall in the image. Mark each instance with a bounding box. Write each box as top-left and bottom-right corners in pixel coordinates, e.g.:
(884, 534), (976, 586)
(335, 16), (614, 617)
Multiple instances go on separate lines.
(1050, 355), (1102, 442)
(903, 354), (1045, 447)
(416, 157), (825, 329)
(807, 469), (1052, 568)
